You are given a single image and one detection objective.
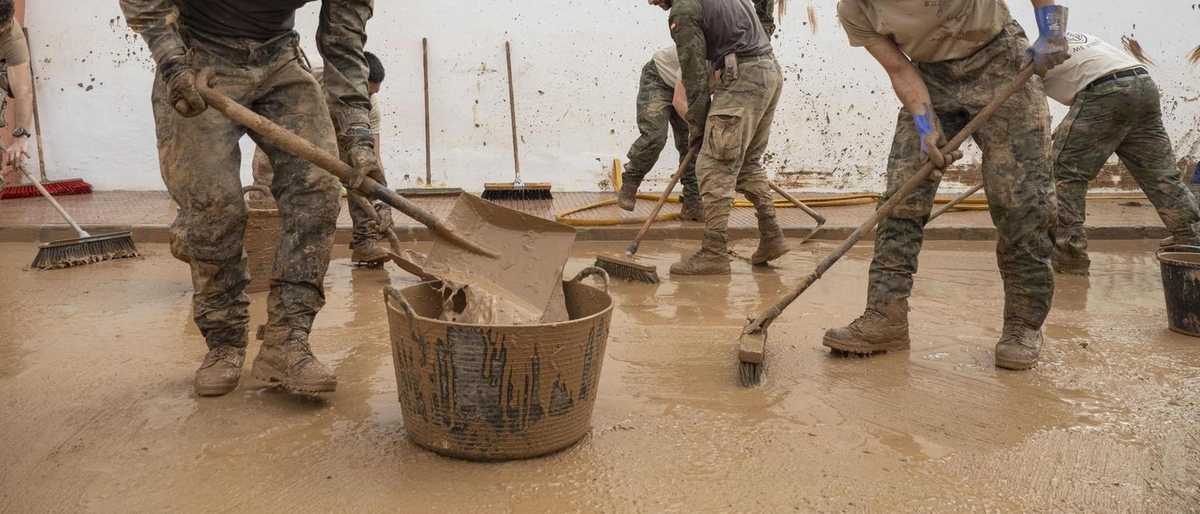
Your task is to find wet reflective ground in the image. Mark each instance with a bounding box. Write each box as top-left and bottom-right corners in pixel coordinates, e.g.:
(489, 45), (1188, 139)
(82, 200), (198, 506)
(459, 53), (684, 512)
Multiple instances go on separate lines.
(1, 240), (1196, 512)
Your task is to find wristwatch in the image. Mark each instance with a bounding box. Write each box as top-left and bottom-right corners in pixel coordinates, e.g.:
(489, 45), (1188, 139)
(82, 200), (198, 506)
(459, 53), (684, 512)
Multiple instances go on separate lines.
(12, 127), (30, 138)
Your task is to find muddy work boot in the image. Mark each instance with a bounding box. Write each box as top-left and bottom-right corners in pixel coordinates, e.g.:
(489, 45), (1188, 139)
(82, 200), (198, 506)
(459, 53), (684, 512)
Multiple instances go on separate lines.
(670, 231), (731, 276)
(351, 238), (391, 267)
(680, 196), (705, 222)
(994, 323), (1044, 370)
(750, 215), (790, 265)
(823, 302), (911, 355)
(194, 345), (246, 397)
(617, 180), (640, 212)
(1052, 250), (1090, 276)
(251, 332), (338, 393)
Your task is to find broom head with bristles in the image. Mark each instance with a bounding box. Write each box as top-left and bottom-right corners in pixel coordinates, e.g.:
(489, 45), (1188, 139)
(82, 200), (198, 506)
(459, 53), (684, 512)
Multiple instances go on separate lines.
(481, 182), (553, 201)
(738, 325), (768, 387)
(396, 185), (464, 197)
(594, 253), (659, 283)
(33, 231), (140, 270)
(2, 179), (93, 200)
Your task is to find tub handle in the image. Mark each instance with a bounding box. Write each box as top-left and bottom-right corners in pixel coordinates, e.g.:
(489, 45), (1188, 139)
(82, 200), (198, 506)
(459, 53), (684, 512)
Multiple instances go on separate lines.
(571, 266), (609, 293)
(384, 286), (417, 317)
(1160, 245), (1200, 253)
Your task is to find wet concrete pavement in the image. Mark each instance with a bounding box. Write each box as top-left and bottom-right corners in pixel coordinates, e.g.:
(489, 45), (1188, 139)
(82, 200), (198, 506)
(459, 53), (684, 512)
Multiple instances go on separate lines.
(0, 240), (1197, 513)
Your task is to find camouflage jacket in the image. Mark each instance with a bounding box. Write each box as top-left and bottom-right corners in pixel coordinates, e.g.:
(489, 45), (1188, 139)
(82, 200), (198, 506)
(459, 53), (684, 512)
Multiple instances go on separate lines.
(755, 0), (776, 37)
(119, 0), (375, 135)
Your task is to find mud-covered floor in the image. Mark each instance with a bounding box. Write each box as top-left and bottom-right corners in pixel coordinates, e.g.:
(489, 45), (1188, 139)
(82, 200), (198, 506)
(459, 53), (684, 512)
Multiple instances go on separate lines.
(1, 240), (1197, 513)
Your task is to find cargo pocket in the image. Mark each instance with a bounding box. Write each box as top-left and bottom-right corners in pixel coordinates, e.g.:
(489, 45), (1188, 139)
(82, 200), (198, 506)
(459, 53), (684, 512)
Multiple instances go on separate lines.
(702, 107), (745, 162)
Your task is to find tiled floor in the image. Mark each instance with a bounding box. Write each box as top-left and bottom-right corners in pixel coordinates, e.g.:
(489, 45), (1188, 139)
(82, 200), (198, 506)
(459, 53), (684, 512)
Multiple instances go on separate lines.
(0, 189), (1170, 242)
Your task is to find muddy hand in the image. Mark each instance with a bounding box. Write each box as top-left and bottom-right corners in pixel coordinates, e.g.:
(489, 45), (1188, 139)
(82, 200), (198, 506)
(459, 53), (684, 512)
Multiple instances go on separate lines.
(1024, 5), (1070, 75)
(915, 107), (950, 169)
(160, 55), (206, 117)
(340, 130), (384, 191)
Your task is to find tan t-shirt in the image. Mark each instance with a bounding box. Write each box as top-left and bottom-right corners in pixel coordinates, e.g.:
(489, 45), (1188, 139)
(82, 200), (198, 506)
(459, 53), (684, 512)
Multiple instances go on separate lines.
(837, 0), (1010, 63)
(368, 95), (382, 134)
(652, 46), (682, 90)
(0, 19), (29, 66)
(1042, 33), (1143, 106)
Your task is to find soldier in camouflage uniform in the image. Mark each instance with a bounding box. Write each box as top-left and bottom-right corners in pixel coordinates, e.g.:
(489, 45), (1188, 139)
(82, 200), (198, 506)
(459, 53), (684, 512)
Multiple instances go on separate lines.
(121, 0), (378, 396)
(1045, 33), (1200, 274)
(648, 0), (788, 275)
(619, 46), (704, 221)
(828, 0), (1072, 370)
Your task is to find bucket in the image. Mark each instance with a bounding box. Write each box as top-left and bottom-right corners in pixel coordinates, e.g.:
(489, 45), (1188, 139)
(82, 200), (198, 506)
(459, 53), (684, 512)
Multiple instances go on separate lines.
(1156, 245), (1200, 337)
(384, 267), (613, 460)
(243, 185), (280, 295)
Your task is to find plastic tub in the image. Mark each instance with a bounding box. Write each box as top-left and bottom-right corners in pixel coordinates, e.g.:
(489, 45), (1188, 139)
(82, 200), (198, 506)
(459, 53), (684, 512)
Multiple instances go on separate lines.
(384, 268), (613, 460)
(1157, 245), (1200, 337)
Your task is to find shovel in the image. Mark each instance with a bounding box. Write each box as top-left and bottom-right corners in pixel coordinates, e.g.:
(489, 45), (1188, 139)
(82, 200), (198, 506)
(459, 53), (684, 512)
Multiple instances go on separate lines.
(736, 65), (1037, 387)
(768, 181), (826, 244)
(192, 67), (497, 259)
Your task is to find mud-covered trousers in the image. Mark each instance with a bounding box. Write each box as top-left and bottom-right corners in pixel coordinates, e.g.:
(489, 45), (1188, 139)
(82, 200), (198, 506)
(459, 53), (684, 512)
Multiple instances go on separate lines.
(153, 30), (341, 349)
(1053, 73), (1200, 257)
(624, 60), (700, 203)
(696, 53), (783, 244)
(869, 20), (1056, 329)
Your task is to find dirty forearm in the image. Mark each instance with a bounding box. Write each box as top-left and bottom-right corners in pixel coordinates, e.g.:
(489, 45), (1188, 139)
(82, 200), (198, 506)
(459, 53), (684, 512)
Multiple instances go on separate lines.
(317, 0), (374, 138)
(1030, 0), (1057, 7)
(8, 63), (32, 131)
(670, 0), (710, 143)
(672, 77), (689, 118)
(867, 41), (933, 120)
(119, 0), (186, 63)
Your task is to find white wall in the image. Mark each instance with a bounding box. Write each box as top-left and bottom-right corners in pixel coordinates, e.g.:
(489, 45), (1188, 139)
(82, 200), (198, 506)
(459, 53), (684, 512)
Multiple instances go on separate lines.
(24, 1), (1200, 192)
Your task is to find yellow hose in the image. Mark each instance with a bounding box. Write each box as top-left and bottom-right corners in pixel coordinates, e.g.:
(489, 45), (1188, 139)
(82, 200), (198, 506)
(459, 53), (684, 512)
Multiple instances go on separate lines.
(566, 161), (1151, 225)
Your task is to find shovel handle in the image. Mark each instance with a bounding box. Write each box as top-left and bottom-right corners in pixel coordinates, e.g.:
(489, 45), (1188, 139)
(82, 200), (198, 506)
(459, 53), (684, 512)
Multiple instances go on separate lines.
(768, 181), (825, 224)
(928, 182), (984, 221)
(625, 143), (700, 257)
(745, 65), (1037, 333)
(192, 68), (498, 258)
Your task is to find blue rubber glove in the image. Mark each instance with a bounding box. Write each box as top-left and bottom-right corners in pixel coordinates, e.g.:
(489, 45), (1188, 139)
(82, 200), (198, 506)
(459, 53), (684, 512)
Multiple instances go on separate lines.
(914, 108), (946, 168)
(1024, 5), (1071, 75)
(1191, 162), (1200, 185)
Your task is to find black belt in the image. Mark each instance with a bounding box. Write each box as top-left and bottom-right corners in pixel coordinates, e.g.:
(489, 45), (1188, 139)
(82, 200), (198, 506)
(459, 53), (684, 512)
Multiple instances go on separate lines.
(1088, 67), (1148, 89)
(714, 52), (775, 70)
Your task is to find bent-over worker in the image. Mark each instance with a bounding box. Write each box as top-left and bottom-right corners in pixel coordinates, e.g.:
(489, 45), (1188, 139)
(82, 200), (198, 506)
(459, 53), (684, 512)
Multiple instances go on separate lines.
(826, 0), (1071, 370)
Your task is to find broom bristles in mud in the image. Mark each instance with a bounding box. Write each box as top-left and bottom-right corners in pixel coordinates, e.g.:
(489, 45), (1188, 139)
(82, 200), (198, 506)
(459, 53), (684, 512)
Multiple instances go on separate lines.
(481, 182), (553, 201)
(593, 254), (659, 284)
(738, 329), (767, 387)
(32, 232), (139, 270)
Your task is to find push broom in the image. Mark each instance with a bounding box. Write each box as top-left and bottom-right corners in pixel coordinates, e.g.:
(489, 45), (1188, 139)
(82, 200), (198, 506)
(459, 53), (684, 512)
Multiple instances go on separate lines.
(482, 41), (552, 201)
(19, 164), (138, 270)
(397, 37), (463, 197)
(594, 144), (699, 283)
(736, 65), (1036, 387)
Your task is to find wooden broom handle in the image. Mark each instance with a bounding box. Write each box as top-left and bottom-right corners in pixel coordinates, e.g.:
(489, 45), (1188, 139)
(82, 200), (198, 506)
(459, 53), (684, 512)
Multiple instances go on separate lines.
(505, 41), (521, 182)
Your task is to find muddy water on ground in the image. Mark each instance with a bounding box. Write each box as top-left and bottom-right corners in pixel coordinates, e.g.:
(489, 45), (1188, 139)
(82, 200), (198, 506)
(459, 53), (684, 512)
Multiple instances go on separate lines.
(0, 240), (1197, 513)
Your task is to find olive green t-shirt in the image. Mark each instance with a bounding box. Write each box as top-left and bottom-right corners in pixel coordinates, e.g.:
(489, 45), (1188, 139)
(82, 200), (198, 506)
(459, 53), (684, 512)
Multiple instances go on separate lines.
(837, 0), (1010, 63)
(0, 19), (30, 66)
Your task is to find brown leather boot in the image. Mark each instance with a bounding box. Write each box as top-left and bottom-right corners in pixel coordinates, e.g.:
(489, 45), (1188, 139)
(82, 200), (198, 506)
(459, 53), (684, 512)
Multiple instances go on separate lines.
(680, 196), (705, 222)
(251, 331), (338, 393)
(750, 214), (789, 265)
(670, 231), (731, 276)
(1052, 250), (1090, 276)
(823, 301), (911, 355)
(994, 323), (1044, 370)
(617, 180), (639, 211)
(351, 238), (390, 267)
(195, 345), (246, 397)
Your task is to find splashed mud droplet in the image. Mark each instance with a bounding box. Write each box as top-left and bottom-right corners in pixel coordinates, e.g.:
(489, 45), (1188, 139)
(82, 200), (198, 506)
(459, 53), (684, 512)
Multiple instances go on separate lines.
(1120, 35), (1157, 66)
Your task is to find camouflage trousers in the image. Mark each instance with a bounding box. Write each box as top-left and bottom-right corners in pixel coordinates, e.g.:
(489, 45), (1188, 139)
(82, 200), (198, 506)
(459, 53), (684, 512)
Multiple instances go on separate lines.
(696, 54), (783, 242)
(624, 60), (699, 203)
(153, 30), (341, 349)
(870, 20), (1056, 329)
(253, 146), (387, 248)
(1053, 73), (1200, 257)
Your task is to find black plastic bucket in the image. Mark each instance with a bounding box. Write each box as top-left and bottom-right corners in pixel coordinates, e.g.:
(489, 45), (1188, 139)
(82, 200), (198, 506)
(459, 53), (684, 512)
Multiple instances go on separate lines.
(1156, 245), (1200, 337)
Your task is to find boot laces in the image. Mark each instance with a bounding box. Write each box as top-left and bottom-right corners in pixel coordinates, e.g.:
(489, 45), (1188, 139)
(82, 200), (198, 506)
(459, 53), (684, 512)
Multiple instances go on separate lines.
(849, 309), (888, 332)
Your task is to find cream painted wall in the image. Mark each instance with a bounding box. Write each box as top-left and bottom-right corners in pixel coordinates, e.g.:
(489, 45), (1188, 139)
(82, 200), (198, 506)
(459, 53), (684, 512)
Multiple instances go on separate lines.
(23, 1), (1200, 192)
